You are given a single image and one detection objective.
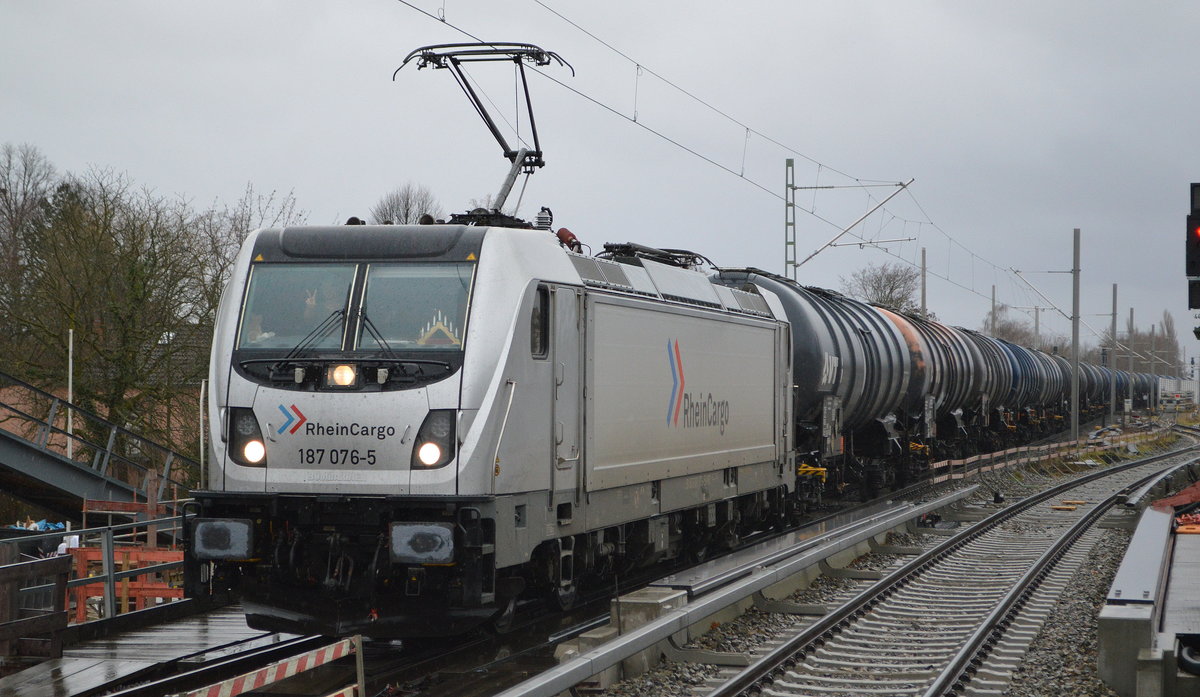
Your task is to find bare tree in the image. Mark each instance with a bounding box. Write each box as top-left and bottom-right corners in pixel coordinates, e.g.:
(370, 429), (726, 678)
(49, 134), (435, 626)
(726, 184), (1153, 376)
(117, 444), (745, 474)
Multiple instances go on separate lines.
(370, 182), (442, 224)
(0, 144), (56, 366)
(1083, 311), (1183, 376)
(0, 143), (55, 252)
(1159, 310), (1181, 375)
(464, 192), (519, 217)
(0, 144), (309, 471)
(10, 170), (200, 443)
(189, 184), (305, 329)
(980, 304), (1041, 347)
(840, 262), (921, 313)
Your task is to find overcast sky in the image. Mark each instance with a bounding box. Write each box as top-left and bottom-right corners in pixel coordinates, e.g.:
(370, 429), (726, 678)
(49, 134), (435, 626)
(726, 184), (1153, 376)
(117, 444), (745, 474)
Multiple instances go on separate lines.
(4, 1), (1199, 359)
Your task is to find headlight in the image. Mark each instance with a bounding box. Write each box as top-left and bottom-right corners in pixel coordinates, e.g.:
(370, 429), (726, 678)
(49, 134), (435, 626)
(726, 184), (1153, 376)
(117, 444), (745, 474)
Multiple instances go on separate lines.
(243, 440), (266, 464)
(228, 407), (267, 468)
(411, 410), (455, 469)
(390, 523), (455, 564)
(192, 519), (254, 560)
(416, 442), (442, 466)
(326, 363), (358, 387)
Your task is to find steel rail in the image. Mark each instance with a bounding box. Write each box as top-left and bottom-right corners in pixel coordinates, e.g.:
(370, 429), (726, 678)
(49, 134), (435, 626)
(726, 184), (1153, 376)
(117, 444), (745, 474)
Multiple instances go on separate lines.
(703, 440), (1197, 697)
(491, 488), (976, 697)
(922, 465), (1167, 696)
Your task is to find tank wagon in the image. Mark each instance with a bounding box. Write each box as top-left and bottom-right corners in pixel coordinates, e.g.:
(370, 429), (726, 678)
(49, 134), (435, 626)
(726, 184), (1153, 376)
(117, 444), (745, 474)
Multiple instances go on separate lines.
(186, 221), (1158, 638)
(714, 268), (1155, 496)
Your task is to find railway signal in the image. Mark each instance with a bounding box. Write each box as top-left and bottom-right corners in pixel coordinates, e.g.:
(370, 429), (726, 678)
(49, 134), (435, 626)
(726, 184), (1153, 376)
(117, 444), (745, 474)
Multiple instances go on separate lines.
(1189, 182), (1200, 309)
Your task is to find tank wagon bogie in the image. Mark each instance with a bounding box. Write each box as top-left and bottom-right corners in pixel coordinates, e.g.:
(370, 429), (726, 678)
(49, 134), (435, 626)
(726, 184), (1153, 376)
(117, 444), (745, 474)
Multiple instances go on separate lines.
(188, 223), (1160, 638)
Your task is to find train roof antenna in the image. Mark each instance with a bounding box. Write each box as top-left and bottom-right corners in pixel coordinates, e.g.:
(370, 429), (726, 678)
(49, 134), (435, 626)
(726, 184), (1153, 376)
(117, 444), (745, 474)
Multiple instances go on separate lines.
(396, 43), (573, 212)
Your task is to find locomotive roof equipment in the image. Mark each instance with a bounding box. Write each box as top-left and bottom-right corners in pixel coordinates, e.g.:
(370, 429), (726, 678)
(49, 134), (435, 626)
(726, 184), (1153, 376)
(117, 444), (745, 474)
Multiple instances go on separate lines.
(396, 42), (573, 224)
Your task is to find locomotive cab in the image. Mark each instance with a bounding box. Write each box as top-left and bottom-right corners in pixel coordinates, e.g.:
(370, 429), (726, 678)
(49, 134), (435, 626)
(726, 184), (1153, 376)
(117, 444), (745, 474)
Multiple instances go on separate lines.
(192, 224), (510, 636)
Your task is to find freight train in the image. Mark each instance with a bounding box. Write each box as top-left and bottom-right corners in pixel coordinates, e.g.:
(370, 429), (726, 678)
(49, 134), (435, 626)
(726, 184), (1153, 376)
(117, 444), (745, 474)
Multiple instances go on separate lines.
(186, 218), (1158, 638)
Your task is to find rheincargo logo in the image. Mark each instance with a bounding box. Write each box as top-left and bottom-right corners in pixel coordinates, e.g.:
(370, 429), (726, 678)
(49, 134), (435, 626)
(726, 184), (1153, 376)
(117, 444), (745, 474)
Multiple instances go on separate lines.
(304, 421), (397, 440)
(276, 404), (307, 434)
(667, 339), (685, 425)
(275, 403), (395, 440)
(666, 339), (731, 435)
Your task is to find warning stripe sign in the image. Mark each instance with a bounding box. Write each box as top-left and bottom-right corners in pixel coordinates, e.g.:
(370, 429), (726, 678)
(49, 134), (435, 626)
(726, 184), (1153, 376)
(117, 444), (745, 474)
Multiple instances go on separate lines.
(184, 637), (356, 697)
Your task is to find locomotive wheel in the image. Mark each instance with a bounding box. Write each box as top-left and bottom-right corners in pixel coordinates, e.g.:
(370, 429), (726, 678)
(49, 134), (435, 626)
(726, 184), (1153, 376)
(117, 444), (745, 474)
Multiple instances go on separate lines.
(491, 596), (518, 634)
(536, 541), (577, 611)
(551, 582), (577, 611)
(683, 521), (713, 563)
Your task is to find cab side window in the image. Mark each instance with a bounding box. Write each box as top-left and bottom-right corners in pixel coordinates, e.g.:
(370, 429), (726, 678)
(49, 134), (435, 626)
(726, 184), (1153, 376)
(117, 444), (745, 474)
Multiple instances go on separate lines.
(531, 286), (549, 358)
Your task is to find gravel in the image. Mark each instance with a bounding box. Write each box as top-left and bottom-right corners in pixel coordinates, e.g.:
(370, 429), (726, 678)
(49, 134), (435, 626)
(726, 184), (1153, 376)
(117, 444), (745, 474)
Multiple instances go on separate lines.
(595, 531), (929, 697)
(590, 436), (1182, 697)
(597, 660), (719, 697)
(593, 509), (1135, 697)
(1001, 527), (1130, 697)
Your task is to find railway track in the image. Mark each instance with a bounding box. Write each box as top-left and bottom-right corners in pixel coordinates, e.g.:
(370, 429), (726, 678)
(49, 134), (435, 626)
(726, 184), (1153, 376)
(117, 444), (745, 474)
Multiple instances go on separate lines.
(42, 429), (1185, 697)
(698, 437), (1197, 697)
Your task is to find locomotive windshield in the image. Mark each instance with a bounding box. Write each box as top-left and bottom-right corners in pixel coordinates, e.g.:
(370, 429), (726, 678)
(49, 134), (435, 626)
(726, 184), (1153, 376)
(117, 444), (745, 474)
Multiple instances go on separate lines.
(237, 263), (356, 350)
(357, 262), (473, 351)
(236, 261), (475, 355)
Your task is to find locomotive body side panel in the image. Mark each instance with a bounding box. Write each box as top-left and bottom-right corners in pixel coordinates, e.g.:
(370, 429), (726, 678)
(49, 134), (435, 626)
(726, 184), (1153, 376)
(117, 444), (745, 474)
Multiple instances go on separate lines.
(452, 229), (582, 500)
(583, 294), (784, 492)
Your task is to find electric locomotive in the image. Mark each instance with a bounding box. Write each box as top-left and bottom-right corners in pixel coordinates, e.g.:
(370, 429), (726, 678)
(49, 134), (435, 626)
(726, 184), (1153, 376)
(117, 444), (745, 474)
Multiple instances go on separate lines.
(189, 222), (796, 637)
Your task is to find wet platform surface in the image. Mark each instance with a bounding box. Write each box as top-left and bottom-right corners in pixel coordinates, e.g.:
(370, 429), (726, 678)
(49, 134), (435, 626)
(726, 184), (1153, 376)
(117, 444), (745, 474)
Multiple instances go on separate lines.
(0, 605), (292, 697)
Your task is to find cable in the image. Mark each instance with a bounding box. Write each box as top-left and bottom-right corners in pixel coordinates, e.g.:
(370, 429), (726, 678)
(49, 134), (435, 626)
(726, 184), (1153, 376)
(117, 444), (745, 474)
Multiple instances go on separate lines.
(532, 0), (870, 183)
(532, 2), (1034, 304)
(390, 0), (1060, 324)
(393, 0), (843, 211)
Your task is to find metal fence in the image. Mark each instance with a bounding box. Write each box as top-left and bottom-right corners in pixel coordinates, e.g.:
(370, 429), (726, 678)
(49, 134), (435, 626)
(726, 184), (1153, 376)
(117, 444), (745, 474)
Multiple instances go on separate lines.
(1, 514), (185, 629)
(0, 370), (196, 501)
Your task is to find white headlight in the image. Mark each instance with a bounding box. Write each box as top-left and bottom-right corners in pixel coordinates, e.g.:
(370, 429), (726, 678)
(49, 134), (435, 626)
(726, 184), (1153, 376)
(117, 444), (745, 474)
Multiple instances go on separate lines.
(416, 442), (442, 466)
(243, 440), (266, 463)
(329, 364), (357, 386)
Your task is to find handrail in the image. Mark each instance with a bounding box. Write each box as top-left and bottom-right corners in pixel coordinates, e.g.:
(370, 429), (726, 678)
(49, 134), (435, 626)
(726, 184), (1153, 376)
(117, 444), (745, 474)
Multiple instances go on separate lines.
(0, 369), (197, 499)
(0, 513), (188, 625)
(0, 555), (71, 659)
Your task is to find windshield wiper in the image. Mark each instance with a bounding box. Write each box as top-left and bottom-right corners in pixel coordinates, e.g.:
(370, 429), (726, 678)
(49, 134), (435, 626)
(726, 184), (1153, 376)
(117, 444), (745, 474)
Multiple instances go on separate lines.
(358, 311), (399, 360)
(280, 310), (345, 362)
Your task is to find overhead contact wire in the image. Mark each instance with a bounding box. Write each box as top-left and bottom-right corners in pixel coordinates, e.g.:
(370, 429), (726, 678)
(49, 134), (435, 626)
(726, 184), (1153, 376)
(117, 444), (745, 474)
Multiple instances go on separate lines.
(395, 0), (1032, 315)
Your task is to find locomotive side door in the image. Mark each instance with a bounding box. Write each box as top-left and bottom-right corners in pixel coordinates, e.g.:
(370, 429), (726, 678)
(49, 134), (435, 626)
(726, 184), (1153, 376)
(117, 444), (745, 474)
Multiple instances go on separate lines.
(551, 286), (582, 501)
